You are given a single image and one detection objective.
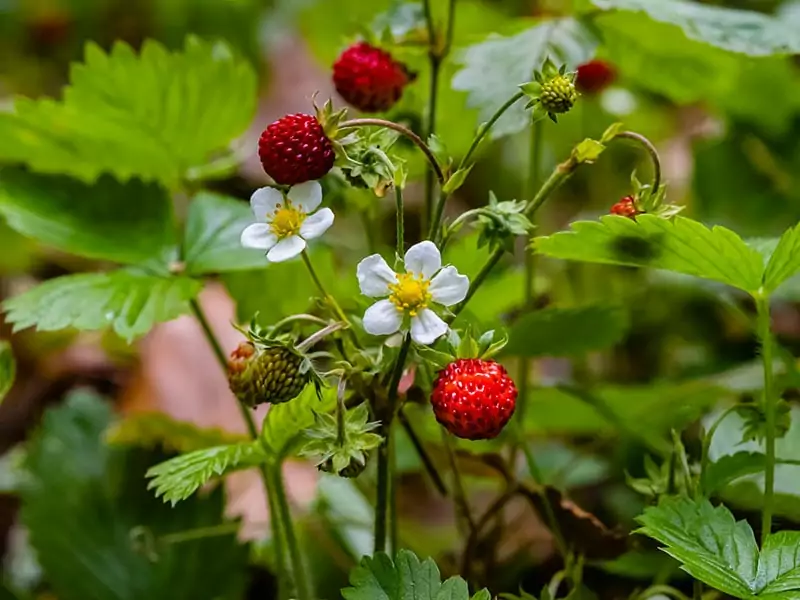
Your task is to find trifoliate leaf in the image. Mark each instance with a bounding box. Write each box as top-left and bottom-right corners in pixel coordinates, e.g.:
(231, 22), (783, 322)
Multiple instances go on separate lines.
(183, 192), (266, 275)
(736, 400), (792, 444)
(106, 412), (248, 454)
(762, 222), (800, 293)
(534, 215), (765, 293)
(0, 169), (176, 266)
(703, 452), (766, 496)
(591, 0), (800, 56)
(21, 391), (248, 600)
(3, 270), (201, 342)
(0, 37), (256, 185)
(261, 384), (336, 462)
(0, 341), (14, 405)
(504, 305), (628, 358)
(341, 548), (488, 600)
(146, 441), (267, 506)
(452, 18), (597, 139)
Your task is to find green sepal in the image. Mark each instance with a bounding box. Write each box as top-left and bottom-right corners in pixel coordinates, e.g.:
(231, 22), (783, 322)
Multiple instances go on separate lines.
(736, 399), (791, 444)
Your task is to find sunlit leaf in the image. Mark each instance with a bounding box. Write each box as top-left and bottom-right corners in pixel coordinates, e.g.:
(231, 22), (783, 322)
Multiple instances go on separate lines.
(762, 222), (800, 293)
(0, 169), (175, 266)
(261, 385), (336, 461)
(534, 215), (765, 293)
(452, 18), (596, 139)
(3, 270), (201, 342)
(0, 37), (256, 185)
(504, 305), (628, 357)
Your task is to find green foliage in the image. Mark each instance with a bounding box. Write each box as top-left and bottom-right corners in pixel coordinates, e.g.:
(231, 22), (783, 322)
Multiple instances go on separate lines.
(534, 215), (765, 294)
(3, 270), (201, 342)
(183, 192), (266, 275)
(503, 305), (628, 358)
(761, 222), (800, 293)
(106, 412), (248, 454)
(452, 18), (596, 140)
(20, 391), (248, 600)
(637, 496), (800, 597)
(146, 441), (267, 506)
(341, 548), (489, 600)
(261, 384), (337, 461)
(302, 402), (382, 475)
(0, 169), (175, 266)
(704, 452), (766, 496)
(0, 341), (15, 405)
(0, 37), (256, 186)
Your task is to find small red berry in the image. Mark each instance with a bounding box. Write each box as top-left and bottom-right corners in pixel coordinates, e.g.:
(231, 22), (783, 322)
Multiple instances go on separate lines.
(610, 196), (641, 219)
(333, 42), (413, 113)
(258, 114), (335, 185)
(575, 59), (616, 95)
(431, 359), (517, 441)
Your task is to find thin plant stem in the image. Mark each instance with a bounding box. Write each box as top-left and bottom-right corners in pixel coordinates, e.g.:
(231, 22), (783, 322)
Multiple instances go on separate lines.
(614, 130), (662, 193)
(389, 426), (399, 557)
(699, 404), (740, 496)
(424, 60), (440, 230)
(461, 485), (519, 580)
(395, 186), (405, 256)
(521, 442), (568, 558)
(300, 249), (358, 346)
(442, 429), (475, 532)
(158, 522), (242, 545)
(398, 408), (448, 496)
(639, 584), (690, 600)
(269, 463), (312, 600)
(756, 293), (776, 544)
(374, 335), (412, 553)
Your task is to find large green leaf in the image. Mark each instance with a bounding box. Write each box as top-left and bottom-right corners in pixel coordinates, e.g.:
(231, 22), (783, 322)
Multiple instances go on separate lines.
(762, 222), (800, 293)
(146, 441), (267, 505)
(591, 0), (800, 56)
(3, 270), (201, 342)
(261, 385), (336, 461)
(504, 305), (628, 358)
(183, 192), (266, 275)
(452, 18), (597, 140)
(533, 215), (765, 293)
(341, 549), (488, 600)
(0, 341), (14, 405)
(0, 37), (256, 185)
(0, 169), (175, 266)
(703, 452), (765, 496)
(20, 391), (248, 600)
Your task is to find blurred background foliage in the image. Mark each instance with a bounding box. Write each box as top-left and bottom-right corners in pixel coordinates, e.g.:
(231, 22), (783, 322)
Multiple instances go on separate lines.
(0, 0), (800, 598)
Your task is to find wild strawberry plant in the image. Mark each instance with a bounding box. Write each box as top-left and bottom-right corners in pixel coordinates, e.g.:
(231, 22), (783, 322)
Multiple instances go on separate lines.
(1, 1), (800, 599)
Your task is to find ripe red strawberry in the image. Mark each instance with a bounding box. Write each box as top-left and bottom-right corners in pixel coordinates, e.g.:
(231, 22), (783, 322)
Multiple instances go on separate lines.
(258, 114), (335, 185)
(431, 359), (517, 440)
(575, 59), (616, 95)
(610, 196), (641, 219)
(333, 42), (413, 113)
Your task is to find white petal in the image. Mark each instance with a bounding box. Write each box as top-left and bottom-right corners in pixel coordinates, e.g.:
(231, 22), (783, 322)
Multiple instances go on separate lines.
(410, 309), (448, 345)
(241, 223), (278, 250)
(404, 241), (441, 279)
(250, 187), (284, 220)
(300, 208), (334, 240)
(266, 235), (306, 262)
(288, 181), (322, 212)
(363, 299), (403, 336)
(429, 266), (469, 306)
(357, 254), (395, 297)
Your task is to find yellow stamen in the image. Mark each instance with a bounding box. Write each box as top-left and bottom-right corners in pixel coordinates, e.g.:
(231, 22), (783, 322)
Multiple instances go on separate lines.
(388, 272), (431, 317)
(269, 201), (306, 238)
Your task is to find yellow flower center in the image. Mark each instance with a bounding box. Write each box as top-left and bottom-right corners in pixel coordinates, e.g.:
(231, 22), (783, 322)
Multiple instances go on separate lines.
(269, 202), (306, 239)
(388, 272), (431, 317)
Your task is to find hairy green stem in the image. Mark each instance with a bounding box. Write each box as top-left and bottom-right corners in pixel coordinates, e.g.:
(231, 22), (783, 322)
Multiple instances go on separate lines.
(374, 335), (412, 553)
(395, 186), (405, 256)
(756, 293), (776, 544)
(268, 462), (312, 600)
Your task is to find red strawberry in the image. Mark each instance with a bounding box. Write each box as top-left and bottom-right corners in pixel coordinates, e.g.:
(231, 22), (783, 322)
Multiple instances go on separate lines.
(333, 42), (413, 113)
(431, 359), (517, 440)
(258, 114), (335, 185)
(610, 196), (641, 219)
(575, 59), (616, 95)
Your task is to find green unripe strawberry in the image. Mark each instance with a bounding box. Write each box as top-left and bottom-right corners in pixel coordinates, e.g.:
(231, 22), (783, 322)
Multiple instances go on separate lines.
(540, 74), (577, 115)
(228, 341), (308, 407)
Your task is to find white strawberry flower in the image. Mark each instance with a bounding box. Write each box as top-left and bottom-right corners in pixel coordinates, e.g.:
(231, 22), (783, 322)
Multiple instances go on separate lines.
(357, 241), (469, 345)
(241, 181), (334, 263)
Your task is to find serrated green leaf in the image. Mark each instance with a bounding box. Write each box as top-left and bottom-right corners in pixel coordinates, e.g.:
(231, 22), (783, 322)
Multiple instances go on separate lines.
(3, 270), (201, 342)
(762, 222), (800, 293)
(504, 305), (628, 358)
(703, 452), (765, 495)
(0, 37), (256, 185)
(591, 0), (800, 56)
(452, 18), (596, 139)
(106, 412), (247, 454)
(146, 441), (267, 506)
(636, 496), (757, 597)
(758, 531), (800, 594)
(442, 165), (473, 195)
(183, 192), (266, 275)
(470, 589), (492, 600)
(261, 385), (336, 461)
(342, 549), (470, 600)
(0, 169), (175, 266)
(534, 215), (765, 293)
(21, 391), (248, 600)
(0, 341), (14, 405)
